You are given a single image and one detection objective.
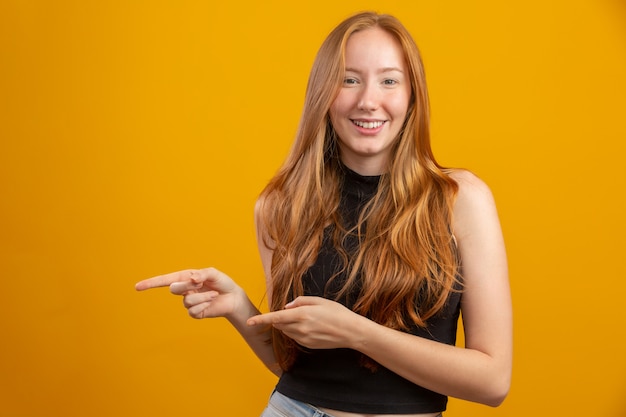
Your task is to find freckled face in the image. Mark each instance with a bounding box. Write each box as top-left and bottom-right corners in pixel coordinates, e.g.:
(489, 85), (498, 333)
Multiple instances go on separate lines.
(329, 27), (412, 175)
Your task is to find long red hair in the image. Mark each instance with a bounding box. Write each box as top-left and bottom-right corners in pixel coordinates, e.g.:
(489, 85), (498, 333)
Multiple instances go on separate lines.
(257, 11), (460, 371)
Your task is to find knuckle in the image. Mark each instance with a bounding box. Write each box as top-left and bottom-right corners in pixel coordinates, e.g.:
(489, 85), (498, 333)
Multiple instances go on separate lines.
(182, 294), (194, 308)
(187, 305), (203, 319)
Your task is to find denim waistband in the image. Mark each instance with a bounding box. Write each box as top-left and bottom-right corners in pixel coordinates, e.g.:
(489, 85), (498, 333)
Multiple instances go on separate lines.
(260, 390), (335, 417)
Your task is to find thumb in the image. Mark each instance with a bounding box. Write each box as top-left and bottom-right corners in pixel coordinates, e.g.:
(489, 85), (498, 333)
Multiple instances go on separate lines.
(284, 296), (321, 309)
(190, 267), (221, 285)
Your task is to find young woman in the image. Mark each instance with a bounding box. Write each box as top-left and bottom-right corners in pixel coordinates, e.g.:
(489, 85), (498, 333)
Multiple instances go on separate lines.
(136, 11), (512, 417)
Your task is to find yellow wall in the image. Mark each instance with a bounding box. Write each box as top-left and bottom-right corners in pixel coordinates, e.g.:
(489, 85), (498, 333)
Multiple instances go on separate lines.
(1, 1), (625, 415)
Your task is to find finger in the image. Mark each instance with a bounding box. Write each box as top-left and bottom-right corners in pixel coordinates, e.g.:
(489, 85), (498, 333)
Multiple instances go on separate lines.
(170, 280), (203, 295)
(247, 311), (290, 326)
(247, 312), (271, 326)
(189, 267), (223, 286)
(183, 291), (219, 309)
(187, 302), (213, 319)
(135, 269), (195, 291)
(284, 296), (321, 308)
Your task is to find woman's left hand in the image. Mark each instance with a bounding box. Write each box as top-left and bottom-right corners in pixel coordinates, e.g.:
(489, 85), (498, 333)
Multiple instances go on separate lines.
(247, 296), (362, 350)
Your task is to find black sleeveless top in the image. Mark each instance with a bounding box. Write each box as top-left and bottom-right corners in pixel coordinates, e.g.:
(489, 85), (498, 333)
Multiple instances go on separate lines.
(275, 166), (461, 414)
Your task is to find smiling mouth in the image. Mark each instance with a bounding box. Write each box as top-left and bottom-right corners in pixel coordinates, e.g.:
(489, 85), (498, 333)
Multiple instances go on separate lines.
(352, 120), (385, 129)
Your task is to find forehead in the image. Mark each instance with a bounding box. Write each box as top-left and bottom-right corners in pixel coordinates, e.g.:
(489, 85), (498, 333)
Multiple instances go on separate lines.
(344, 27), (406, 70)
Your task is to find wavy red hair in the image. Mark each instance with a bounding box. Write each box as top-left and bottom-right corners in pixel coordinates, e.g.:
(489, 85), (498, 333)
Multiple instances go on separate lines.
(257, 11), (460, 371)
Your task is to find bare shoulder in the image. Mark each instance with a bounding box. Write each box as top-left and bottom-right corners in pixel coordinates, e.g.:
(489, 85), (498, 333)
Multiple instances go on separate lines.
(254, 194), (273, 234)
(448, 169), (492, 198)
(253, 194), (275, 295)
(254, 195), (272, 245)
(254, 194), (266, 218)
(446, 169), (499, 237)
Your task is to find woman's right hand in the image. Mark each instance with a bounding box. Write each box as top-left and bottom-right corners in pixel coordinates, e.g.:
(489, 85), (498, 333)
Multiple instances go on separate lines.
(135, 267), (242, 319)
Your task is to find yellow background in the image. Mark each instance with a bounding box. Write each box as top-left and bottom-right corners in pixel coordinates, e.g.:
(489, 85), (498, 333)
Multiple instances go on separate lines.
(1, 0), (625, 416)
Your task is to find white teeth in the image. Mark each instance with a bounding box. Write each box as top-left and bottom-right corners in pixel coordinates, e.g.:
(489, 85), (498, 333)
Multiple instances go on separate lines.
(353, 120), (384, 129)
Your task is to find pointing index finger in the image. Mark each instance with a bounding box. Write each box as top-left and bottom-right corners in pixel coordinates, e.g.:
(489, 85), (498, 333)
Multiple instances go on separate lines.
(247, 310), (292, 326)
(135, 270), (194, 291)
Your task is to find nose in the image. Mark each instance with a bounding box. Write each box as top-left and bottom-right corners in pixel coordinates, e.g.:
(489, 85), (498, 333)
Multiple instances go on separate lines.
(357, 83), (380, 111)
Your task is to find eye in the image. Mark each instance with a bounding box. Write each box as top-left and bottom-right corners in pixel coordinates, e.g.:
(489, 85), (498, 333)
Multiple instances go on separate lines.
(343, 77), (358, 85)
(383, 79), (398, 86)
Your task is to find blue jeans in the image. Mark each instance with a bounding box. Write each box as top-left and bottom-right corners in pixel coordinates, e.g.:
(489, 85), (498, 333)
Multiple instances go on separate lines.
(260, 391), (336, 417)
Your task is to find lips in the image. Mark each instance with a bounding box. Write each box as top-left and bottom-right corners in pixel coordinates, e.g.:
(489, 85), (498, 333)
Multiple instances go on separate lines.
(351, 120), (385, 129)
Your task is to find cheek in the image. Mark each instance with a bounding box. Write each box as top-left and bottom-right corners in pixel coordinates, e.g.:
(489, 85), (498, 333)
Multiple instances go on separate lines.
(329, 103), (338, 123)
(390, 94), (411, 118)
(330, 93), (349, 116)
(329, 98), (347, 128)
(392, 85), (412, 116)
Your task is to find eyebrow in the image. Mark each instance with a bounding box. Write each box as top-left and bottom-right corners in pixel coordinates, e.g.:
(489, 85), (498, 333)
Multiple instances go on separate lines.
(345, 66), (405, 74)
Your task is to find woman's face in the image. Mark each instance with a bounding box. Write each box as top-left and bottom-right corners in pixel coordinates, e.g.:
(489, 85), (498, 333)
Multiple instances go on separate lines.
(329, 27), (412, 175)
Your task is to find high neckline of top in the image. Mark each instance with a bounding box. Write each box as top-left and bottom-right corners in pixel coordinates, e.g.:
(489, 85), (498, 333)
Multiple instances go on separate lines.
(340, 163), (381, 198)
(341, 164), (382, 182)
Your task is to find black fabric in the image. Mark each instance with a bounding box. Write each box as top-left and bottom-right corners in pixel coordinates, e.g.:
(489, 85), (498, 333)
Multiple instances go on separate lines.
(276, 166), (461, 414)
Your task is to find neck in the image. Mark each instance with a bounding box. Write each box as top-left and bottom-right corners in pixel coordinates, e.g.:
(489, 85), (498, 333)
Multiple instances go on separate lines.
(339, 156), (387, 176)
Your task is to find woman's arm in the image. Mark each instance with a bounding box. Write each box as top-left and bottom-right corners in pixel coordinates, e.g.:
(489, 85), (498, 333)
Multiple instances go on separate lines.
(136, 267), (281, 376)
(354, 170), (512, 405)
(248, 170), (512, 405)
(134, 198), (282, 376)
